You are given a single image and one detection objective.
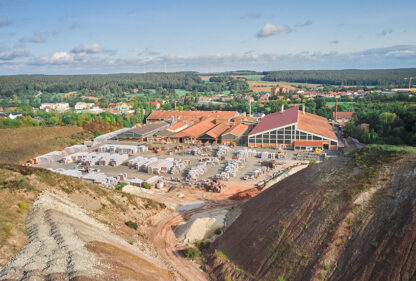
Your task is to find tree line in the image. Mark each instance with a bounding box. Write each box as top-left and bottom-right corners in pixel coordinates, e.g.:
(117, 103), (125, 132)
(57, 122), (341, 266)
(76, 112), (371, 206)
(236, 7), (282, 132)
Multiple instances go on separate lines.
(262, 68), (416, 87)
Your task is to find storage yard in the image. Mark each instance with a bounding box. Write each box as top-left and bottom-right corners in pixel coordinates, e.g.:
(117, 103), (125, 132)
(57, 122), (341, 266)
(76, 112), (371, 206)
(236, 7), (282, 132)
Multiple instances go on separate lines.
(33, 138), (308, 192)
(31, 108), (333, 193)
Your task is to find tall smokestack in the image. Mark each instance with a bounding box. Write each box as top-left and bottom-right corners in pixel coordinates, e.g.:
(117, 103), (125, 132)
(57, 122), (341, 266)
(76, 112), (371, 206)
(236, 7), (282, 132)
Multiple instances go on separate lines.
(335, 99), (338, 121)
(302, 104), (305, 114)
(281, 104), (284, 113)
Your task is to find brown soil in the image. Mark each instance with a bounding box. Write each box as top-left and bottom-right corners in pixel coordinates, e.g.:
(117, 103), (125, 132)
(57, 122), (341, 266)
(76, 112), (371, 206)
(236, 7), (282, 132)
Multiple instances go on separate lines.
(228, 187), (259, 200)
(86, 241), (173, 280)
(205, 153), (416, 281)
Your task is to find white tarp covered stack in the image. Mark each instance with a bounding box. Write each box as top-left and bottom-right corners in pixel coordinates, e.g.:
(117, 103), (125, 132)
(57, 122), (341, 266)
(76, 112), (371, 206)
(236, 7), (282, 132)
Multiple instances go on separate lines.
(187, 162), (208, 181)
(36, 151), (67, 164)
(97, 144), (139, 155)
(126, 177), (144, 187)
(93, 128), (130, 144)
(216, 145), (232, 158)
(236, 149), (257, 158)
(81, 172), (118, 188)
(63, 145), (88, 154)
(216, 158), (245, 181)
(50, 168), (83, 178)
(185, 146), (212, 156)
(137, 145), (148, 152)
(61, 152), (89, 164)
(97, 153), (129, 166)
(145, 176), (163, 188)
(258, 151), (276, 160)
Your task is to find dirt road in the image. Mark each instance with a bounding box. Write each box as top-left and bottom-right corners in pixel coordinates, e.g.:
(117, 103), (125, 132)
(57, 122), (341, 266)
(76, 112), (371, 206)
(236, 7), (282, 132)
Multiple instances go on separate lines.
(151, 199), (236, 281)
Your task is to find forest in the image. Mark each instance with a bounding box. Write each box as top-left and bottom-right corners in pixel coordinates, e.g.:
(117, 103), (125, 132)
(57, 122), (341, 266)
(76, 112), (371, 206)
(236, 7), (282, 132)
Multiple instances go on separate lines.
(262, 68), (416, 86)
(0, 72), (232, 98)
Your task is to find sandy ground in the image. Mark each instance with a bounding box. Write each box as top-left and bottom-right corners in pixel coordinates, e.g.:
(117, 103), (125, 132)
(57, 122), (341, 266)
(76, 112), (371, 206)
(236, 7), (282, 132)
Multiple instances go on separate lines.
(175, 208), (228, 244)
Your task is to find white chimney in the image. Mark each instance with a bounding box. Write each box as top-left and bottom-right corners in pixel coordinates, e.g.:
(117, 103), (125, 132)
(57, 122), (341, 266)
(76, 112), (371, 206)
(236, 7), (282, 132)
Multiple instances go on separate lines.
(281, 104), (284, 113)
(302, 104), (305, 114)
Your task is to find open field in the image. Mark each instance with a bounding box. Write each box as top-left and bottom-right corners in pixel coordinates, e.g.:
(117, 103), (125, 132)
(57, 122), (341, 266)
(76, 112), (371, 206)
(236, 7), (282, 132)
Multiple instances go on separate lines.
(233, 75), (264, 81)
(248, 80), (321, 92)
(0, 126), (92, 164)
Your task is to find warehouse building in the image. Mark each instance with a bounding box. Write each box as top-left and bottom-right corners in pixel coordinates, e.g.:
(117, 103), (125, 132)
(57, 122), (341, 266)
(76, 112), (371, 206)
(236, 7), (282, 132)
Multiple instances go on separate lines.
(198, 123), (231, 143)
(116, 122), (169, 141)
(169, 118), (217, 143)
(221, 124), (249, 145)
(146, 110), (238, 123)
(248, 106), (338, 150)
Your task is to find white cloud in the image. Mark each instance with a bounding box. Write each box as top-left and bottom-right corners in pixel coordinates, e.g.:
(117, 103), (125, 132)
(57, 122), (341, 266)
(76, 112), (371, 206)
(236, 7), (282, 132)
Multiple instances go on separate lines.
(71, 43), (102, 54)
(49, 52), (74, 64)
(5, 45), (416, 74)
(0, 48), (30, 61)
(257, 24), (292, 38)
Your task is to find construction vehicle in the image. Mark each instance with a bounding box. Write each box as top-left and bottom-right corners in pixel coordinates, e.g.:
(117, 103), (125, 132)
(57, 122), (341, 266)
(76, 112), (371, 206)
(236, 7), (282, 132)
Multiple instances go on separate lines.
(255, 181), (266, 190)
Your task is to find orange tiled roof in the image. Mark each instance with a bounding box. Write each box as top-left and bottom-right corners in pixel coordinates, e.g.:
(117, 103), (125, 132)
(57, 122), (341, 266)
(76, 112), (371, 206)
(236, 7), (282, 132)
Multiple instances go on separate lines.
(147, 110), (238, 121)
(223, 124), (249, 137)
(202, 123), (231, 139)
(297, 111), (337, 141)
(166, 121), (187, 131)
(170, 118), (216, 138)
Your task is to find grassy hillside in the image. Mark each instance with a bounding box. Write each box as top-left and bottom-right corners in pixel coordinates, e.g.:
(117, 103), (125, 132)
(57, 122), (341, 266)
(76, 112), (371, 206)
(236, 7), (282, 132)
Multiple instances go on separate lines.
(205, 146), (416, 281)
(0, 126), (91, 164)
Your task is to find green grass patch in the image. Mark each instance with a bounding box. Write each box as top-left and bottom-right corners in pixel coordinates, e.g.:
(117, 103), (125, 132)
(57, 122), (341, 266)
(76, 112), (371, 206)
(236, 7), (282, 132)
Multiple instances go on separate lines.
(215, 249), (228, 261)
(125, 221), (138, 230)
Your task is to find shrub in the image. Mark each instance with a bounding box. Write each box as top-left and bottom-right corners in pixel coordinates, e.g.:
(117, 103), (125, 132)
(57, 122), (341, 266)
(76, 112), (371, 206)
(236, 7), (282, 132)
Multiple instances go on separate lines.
(324, 264), (330, 270)
(143, 182), (151, 189)
(214, 227), (222, 235)
(125, 221), (138, 230)
(225, 276), (232, 281)
(116, 182), (127, 191)
(17, 202), (26, 213)
(215, 249), (228, 260)
(184, 247), (200, 260)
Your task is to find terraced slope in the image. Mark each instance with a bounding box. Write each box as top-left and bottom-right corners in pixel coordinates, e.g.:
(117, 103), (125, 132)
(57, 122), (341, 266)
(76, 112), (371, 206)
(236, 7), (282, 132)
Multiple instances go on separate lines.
(205, 147), (416, 281)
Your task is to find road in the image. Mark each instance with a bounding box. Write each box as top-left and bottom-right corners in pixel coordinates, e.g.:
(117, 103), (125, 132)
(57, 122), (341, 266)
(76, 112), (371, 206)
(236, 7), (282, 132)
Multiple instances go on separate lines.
(151, 197), (237, 281)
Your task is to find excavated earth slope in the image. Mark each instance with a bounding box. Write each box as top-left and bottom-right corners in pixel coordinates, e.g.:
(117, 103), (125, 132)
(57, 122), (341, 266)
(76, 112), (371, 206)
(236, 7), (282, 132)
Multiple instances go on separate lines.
(206, 148), (416, 281)
(0, 191), (172, 281)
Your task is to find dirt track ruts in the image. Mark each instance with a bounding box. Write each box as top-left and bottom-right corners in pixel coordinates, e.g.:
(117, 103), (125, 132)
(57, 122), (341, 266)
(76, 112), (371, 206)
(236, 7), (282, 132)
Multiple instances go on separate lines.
(151, 199), (236, 281)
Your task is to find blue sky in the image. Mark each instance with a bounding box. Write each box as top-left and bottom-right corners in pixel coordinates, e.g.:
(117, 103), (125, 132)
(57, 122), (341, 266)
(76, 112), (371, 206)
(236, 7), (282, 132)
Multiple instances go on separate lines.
(0, 0), (415, 74)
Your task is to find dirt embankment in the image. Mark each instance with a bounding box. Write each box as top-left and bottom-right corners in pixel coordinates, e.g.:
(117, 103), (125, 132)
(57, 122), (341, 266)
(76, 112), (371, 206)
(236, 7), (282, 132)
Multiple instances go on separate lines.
(0, 164), (176, 280)
(205, 148), (416, 281)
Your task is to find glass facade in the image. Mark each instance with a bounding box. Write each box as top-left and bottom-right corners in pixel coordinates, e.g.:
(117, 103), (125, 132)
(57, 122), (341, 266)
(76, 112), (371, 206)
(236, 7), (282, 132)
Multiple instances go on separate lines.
(248, 124), (336, 147)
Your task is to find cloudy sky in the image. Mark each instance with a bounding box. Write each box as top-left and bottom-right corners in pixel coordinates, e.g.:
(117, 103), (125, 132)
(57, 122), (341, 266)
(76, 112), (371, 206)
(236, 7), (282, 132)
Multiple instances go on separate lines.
(0, 0), (415, 74)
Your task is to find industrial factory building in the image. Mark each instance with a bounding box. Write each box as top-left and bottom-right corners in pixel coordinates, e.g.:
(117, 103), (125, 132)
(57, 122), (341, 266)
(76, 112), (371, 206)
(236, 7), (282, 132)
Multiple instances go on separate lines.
(248, 106), (338, 150)
(116, 122), (169, 141)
